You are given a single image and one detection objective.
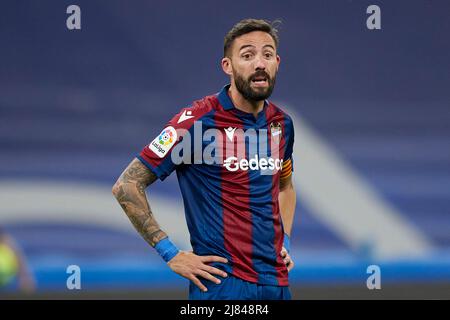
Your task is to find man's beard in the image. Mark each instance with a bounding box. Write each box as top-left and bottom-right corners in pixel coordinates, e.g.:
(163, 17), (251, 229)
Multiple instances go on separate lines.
(233, 68), (277, 102)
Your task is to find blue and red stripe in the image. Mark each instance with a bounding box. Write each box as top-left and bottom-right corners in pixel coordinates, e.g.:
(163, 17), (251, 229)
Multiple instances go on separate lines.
(216, 103), (258, 283)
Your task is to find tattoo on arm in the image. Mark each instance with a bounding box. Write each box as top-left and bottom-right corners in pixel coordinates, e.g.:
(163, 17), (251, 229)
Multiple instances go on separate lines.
(113, 158), (167, 247)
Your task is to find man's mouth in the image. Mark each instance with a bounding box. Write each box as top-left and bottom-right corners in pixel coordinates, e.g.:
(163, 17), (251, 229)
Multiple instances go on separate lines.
(251, 76), (268, 86)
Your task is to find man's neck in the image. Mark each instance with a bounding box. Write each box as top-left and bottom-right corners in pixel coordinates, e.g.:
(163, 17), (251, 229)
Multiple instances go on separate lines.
(228, 84), (265, 118)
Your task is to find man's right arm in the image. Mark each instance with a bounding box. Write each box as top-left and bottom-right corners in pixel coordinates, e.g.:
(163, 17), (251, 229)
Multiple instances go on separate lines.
(112, 158), (167, 247)
(112, 158), (228, 292)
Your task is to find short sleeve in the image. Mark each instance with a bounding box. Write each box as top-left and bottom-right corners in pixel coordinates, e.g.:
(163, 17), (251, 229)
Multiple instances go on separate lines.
(137, 106), (199, 181)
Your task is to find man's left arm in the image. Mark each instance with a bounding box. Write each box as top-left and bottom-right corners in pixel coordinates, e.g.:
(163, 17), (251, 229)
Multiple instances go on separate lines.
(279, 168), (296, 271)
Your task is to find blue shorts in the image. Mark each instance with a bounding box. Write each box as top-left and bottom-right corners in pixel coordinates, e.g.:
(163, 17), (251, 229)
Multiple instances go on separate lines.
(189, 275), (291, 300)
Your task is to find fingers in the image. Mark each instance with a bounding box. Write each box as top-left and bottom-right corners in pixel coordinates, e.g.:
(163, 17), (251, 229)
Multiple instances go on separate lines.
(189, 275), (208, 292)
(201, 265), (228, 278)
(287, 260), (295, 272)
(280, 249), (294, 272)
(200, 255), (228, 264)
(189, 267), (224, 293)
(283, 254), (294, 272)
(282, 250), (290, 264)
(196, 270), (222, 285)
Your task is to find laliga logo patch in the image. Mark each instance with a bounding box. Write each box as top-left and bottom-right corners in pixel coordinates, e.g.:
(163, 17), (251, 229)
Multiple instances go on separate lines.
(270, 122), (282, 143)
(149, 126), (177, 158)
(158, 128), (175, 146)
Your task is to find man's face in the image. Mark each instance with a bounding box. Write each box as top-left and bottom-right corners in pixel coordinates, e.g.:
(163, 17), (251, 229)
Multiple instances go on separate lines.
(224, 31), (280, 101)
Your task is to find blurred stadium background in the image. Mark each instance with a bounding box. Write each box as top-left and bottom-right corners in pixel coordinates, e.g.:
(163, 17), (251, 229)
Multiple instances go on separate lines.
(1, 0), (449, 299)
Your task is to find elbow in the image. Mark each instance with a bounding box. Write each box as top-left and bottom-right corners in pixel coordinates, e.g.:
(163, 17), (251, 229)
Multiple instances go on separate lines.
(279, 178), (294, 193)
(112, 180), (122, 199)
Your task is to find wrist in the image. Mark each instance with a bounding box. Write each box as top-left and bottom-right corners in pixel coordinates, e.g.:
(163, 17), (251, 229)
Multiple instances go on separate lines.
(154, 237), (180, 263)
(283, 233), (291, 253)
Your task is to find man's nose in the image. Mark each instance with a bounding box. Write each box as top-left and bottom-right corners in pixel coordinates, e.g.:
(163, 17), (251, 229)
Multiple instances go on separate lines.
(254, 55), (266, 70)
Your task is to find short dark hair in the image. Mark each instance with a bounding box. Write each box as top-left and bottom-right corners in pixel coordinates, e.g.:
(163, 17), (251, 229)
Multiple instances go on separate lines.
(223, 19), (280, 57)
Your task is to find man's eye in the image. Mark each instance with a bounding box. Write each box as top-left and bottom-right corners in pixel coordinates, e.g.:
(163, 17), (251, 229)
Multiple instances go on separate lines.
(242, 53), (252, 59)
(265, 52), (274, 58)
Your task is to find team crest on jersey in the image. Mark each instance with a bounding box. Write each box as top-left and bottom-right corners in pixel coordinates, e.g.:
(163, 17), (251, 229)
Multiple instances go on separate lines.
(149, 126), (177, 158)
(270, 122), (282, 143)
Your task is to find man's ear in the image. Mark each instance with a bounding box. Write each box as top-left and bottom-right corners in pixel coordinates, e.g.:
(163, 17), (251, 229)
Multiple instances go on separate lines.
(221, 57), (233, 76)
(276, 54), (281, 70)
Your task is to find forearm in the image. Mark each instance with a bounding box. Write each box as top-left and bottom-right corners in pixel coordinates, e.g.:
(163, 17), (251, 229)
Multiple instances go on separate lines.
(279, 180), (296, 236)
(112, 158), (166, 247)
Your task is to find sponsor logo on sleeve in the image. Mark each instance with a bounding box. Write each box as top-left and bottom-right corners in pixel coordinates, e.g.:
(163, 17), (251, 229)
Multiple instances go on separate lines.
(149, 126), (177, 158)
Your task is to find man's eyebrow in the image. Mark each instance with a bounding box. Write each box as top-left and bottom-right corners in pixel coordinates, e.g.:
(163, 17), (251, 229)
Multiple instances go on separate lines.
(239, 44), (255, 51)
(263, 44), (275, 50)
(238, 44), (276, 51)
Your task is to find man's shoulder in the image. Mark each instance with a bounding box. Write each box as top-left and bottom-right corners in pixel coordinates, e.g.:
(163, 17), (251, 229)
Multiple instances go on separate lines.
(169, 94), (219, 127)
(267, 101), (294, 125)
(180, 94), (219, 118)
(192, 93), (220, 112)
